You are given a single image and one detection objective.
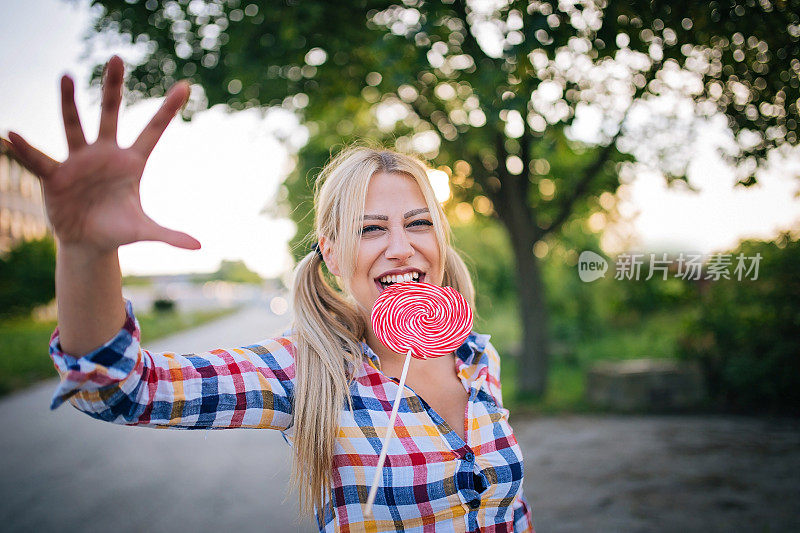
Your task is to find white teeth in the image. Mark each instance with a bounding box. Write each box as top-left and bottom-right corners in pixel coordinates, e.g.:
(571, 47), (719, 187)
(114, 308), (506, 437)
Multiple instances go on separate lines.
(379, 272), (422, 284)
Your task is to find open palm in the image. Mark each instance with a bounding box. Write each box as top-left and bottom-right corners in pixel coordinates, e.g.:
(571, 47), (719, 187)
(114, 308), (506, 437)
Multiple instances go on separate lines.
(3, 56), (200, 252)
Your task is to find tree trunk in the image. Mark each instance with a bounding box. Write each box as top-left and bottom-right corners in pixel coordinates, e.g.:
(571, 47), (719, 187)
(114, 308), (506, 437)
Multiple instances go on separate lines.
(484, 132), (551, 399)
(502, 218), (550, 398)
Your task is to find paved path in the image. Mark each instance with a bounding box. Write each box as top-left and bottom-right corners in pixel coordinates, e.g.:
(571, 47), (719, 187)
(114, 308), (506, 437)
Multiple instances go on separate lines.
(0, 303), (316, 532)
(2, 304), (798, 532)
(518, 414), (800, 532)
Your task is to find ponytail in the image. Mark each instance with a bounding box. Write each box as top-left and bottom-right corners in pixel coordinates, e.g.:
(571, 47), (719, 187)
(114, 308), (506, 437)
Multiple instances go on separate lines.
(442, 246), (475, 312)
(289, 249), (366, 517)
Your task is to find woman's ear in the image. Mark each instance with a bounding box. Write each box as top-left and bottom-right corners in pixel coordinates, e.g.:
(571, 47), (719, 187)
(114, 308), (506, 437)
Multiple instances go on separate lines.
(318, 236), (341, 277)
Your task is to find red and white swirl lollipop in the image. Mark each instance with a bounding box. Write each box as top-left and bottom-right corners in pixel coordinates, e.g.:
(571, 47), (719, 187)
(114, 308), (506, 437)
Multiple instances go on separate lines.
(365, 281), (473, 514)
(372, 281), (473, 359)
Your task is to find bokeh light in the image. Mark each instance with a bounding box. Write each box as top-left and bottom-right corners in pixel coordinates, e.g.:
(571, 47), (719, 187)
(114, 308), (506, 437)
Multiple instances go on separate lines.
(269, 295), (289, 315)
(426, 169), (452, 203)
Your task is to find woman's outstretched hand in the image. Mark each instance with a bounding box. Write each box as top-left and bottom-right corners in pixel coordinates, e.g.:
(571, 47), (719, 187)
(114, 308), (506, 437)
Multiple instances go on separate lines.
(2, 56), (201, 253)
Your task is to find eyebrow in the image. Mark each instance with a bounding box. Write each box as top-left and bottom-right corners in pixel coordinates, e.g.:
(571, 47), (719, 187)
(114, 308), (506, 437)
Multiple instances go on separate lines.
(363, 207), (430, 221)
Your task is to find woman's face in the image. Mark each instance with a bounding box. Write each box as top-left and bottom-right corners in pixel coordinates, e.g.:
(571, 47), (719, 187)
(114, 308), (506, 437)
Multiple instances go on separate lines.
(324, 171), (442, 320)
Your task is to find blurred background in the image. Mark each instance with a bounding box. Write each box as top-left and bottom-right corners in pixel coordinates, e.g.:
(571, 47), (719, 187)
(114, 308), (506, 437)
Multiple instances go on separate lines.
(1, 0), (799, 531)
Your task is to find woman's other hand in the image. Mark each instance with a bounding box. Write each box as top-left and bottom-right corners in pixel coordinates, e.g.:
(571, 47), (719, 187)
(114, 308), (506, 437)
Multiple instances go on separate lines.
(2, 55), (200, 253)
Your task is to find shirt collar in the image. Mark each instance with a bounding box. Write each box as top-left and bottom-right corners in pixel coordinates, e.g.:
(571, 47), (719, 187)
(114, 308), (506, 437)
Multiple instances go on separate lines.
(360, 332), (491, 378)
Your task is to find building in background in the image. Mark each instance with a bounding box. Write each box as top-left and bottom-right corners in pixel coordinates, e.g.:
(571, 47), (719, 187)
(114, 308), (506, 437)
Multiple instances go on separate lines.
(0, 142), (49, 252)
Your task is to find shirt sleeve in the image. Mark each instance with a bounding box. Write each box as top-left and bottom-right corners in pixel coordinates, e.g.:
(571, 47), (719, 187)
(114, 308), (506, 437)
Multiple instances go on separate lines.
(48, 300), (295, 431)
(513, 491), (535, 532)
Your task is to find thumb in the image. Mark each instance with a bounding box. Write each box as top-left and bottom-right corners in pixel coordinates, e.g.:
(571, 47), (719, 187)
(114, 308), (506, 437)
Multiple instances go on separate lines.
(139, 218), (201, 250)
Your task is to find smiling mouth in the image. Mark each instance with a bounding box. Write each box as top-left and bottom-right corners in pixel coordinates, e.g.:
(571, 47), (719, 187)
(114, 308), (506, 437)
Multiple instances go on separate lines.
(375, 272), (425, 292)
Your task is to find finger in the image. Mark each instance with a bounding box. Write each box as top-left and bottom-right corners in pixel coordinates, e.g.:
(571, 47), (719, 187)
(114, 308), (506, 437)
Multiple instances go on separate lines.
(139, 218), (202, 250)
(4, 133), (59, 179)
(97, 56), (124, 142)
(131, 80), (190, 157)
(60, 75), (87, 152)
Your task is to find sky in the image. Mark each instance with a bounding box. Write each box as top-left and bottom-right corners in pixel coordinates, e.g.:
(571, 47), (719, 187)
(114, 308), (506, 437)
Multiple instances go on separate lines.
(0, 0), (297, 278)
(1, 0), (799, 279)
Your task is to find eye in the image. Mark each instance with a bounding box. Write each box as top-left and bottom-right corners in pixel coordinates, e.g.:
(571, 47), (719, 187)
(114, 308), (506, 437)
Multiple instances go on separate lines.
(408, 219), (433, 229)
(361, 225), (385, 234)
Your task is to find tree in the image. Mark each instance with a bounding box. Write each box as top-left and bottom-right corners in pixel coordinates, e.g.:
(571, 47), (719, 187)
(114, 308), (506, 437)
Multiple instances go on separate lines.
(208, 259), (263, 283)
(85, 0), (799, 397)
(0, 236), (56, 319)
(680, 233), (800, 415)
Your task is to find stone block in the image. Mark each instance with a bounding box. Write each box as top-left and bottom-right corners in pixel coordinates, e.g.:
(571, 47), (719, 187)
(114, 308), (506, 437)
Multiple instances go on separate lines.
(586, 358), (706, 412)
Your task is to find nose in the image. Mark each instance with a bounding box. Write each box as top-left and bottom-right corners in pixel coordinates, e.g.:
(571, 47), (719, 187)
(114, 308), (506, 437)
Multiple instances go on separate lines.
(385, 227), (414, 261)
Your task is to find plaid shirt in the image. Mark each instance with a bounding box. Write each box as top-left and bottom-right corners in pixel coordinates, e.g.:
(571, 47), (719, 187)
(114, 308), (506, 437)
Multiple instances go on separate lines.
(49, 300), (535, 532)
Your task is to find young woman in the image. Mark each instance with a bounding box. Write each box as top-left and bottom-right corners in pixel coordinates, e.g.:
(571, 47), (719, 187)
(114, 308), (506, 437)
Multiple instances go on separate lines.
(3, 56), (534, 532)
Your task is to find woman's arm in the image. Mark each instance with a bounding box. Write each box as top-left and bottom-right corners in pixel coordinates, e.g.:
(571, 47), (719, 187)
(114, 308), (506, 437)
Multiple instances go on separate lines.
(3, 56), (198, 356)
(55, 246), (125, 356)
(6, 57), (295, 431)
(50, 299), (296, 431)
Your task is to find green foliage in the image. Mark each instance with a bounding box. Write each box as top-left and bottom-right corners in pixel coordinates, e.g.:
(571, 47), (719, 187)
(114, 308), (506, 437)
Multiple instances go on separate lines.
(198, 260), (262, 283)
(87, 0), (799, 182)
(121, 275), (153, 287)
(451, 214), (690, 354)
(451, 218), (517, 315)
(152, 298), (176, 313)
(616, 1), (800, 169)
(680, 234), (800, 415)
(490, 302), (692, 413)
(594, 251), (702, 322)
(538, 224), (608, 347)
(0, 236), (56, 319)
(0, 317), (59, 396)
(214, 259), (262, 283)
(611, 274), (698, 317)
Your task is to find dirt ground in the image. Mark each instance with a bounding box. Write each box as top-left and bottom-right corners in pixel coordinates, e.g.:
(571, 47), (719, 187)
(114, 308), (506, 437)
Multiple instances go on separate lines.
(517, 414), (800, 532)
(2, 303), (797, 532)
(2, 383), (798, 532)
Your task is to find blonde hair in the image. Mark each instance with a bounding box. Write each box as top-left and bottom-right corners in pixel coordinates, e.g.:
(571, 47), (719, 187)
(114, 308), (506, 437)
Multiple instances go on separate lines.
(289, 146), (475, 518)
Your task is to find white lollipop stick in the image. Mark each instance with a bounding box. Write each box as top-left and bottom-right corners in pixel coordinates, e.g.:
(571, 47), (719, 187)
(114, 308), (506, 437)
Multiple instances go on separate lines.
(364, 348), (412, 516)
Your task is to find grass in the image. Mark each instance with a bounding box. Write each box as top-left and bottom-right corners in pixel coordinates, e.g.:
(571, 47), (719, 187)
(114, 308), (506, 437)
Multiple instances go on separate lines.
(135, 308), (240, 345)
(571, 310), (693, 365)
(0, 307), (239, 398)
(478, 305), (693, 414)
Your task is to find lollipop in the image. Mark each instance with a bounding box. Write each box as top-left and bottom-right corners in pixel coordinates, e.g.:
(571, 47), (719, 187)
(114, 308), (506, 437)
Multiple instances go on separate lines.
(372, 282), (473, 359)
(365, 281), (473, 515)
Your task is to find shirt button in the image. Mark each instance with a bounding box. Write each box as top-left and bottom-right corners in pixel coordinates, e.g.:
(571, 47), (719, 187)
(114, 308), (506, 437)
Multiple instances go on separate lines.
(469, 498), (481, 509)
(464, 452), (474, 462)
